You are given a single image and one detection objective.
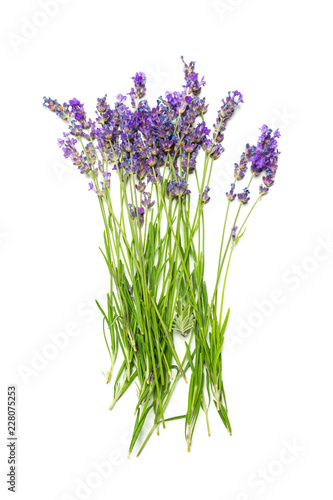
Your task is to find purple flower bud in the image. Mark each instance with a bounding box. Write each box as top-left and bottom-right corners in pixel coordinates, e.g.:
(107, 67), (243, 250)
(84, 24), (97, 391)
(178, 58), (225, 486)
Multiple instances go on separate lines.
(226, 183), (236, 201)
(181, 157), (196, 173)
(234, 164), (247, 180)
(141, 192), (155, 209)
(116, 94), (127, 103)
(259, 184), (269, 196)
(214, 90), (243, 136)
(200, 186), (210, 204)
(183, 142), (196, 153)
(166, 174), (191, 200)
(128, 203), (137, 219)
(238, 188), (250, 204)
(213, 131), (224, 143)
(128, 204), (145, 227)
(262, 175), (274, 187)
(135, 181), (146, 192)
(160, 139), (174, 152)
(138, 206), (145, 227)
(203, 141), (224, 160)
(232, 226), (238, 241)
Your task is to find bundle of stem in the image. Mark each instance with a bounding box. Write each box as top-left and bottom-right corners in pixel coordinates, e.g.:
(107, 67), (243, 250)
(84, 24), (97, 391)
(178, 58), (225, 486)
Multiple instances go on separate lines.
(94, 144), (248, 456)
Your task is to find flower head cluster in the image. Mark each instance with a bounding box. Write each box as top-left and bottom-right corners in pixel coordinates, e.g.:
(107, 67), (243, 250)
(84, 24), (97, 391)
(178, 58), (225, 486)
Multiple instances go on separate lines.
(230, 126), (280, 203)
(250, 126), (279, 173)
(248, 125), (280, 196)
(213, 91), (243, 143)
(43, 97), (70, 121)
(44, 57), (244, 210)
(132, 72), (147, 99)
(181, 56), (206, 96)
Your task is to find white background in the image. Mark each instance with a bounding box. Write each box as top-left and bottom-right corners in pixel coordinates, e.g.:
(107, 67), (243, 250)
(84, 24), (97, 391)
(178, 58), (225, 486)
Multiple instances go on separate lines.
(1, 0), (333, 499)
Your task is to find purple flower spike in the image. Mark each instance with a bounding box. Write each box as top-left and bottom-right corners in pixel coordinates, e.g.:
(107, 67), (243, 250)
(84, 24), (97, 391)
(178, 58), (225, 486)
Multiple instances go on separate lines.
(200, 186), (211, 204)
(68, 98), (90, 132)
(181, 56), (206, 96)
(250, 125), (281, 176)
(131, 72), (147, 99)
(212, 90), (243, 143)
(226, 183), (236, 201)
(234, 164), (247, 180)
(127, 88), (136, 108)
(43, 97), (70, 121)
(234, 144), (256, 180)
(232, 226), (238, 241)
(238, 188), (250, 204)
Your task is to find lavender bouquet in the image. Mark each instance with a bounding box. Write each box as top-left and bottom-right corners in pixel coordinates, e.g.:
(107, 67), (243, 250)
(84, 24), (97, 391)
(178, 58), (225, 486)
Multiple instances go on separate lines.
(43, 58), (280, 456)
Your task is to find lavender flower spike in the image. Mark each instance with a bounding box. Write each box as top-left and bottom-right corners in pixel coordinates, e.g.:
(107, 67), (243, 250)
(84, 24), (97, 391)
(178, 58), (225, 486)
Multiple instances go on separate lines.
(132, 72), (147, 99)
(250, 125), (281, 176)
